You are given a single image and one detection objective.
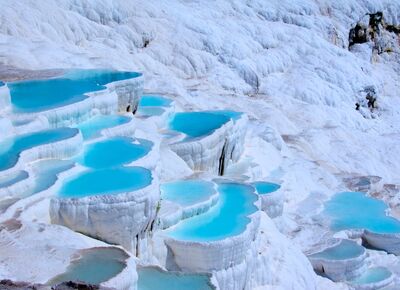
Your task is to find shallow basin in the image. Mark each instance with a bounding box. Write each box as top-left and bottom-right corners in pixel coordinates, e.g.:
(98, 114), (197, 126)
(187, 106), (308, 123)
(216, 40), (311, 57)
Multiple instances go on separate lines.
(9, 69), (141, 113)
(58, 167), (152, 198)
(76, 115), (131, 139)
(167, 182), (257, 242)
(77, 137), (152, 169)
(0, 128), (78, 171)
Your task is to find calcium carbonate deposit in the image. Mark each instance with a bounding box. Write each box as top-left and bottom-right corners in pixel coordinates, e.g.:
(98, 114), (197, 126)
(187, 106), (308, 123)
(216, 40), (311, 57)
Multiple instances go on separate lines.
(0, 1), (400, 289)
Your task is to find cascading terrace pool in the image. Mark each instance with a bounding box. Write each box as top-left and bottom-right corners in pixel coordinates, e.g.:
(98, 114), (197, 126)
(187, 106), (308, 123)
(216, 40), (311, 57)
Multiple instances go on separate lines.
(309, 239), (365, 261)
(8, 69), (141, 113)
(75, 115), (131, 140)
(169, 110), (241, 139)
(166, 182), (257, 242)
(252, 181), (281, 195)
(57, 167), (152, 199)
(0, 128), (78, 172)
(161, 180), (216, 207)
(323, 191), (400, 234)
(76, 136), (152, 169)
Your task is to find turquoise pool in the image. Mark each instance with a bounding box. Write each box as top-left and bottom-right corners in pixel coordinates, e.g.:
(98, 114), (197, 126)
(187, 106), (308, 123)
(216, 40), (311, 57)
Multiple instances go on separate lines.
(77, 137), (152, 169)
(24, 159), (75, 197)
(76, 115), (131, 139)
(138, 267), (214, 290)
(9, 69), (141, 113)
(0, 128), (78, 171)
(161, 180), (216, 207)
(58, 167), (152, 198)
(350, 267), (392, 285)
(49, 247), (128, 285)
(169, 111), (237, 138)
(252, 181), (281, 195)
(140, 95), (172, 107)
(309, 240), (364, 260)
(323, 192), (400, 234)
(167, 182), (257, 241)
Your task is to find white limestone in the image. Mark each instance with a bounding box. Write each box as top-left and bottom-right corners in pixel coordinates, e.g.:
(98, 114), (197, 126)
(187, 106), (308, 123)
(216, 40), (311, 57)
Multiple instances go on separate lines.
(164, 210), (261, 272)
(169, 114), (248, 175)
(49, 167), (159, 255)
(258, 187), (284, 218)
(362, 230), (400, 256)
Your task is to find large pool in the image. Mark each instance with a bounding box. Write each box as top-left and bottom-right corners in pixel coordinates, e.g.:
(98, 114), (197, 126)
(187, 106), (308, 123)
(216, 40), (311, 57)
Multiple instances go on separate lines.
(169, 111), (240, 138)
(137, 267), (214, 290)
(76, 115), (131, 140)
(9, 69), (141, 113)
(49, 247), (128, 285)
(167, 182), (257, 242)
(0, 128), (78, 171)
(77, 137), (152, 169)
(309, 240), (364, 261)
(161, 180), (216, 207)
(323, 192), (400, 234)
(252, 181), (281, 195)
(58, 167), (152, 198)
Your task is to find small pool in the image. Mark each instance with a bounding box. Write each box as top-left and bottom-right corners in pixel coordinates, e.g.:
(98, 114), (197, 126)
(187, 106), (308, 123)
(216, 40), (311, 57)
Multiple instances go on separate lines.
(58, 167), (152, 198)
(309, 240), (364, 261)
(323, 192), (400, 234)
(0, 81), (4, 87)
(9, 69), (141, 113)
(0, 170), (28, 188)
(49, 247), (128, 285)
(167, 182), (257, 242)
(252, 181), (281, 195)
(76, 115), (131, 139)
(140, 95), (172, 107)
(350, 267), (392, 285)
(137, 267), (214, 290)
(25, 159), (75, 197)
(77, 137), (152, 169)
(169, 111), (236, 138)
(161, 180), (216, 207)
(0, 128), (78, 171)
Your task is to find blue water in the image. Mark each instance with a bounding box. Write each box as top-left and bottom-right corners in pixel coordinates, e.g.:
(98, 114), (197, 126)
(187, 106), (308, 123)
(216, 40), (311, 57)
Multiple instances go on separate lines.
(0, 128), (78, 171)
(252, 181), (281, 195)
(138, 107), (166, 116)
(9, 69), (141, 113)
(323, 192), (400, 234)
(205, 110), (242, 121)
(309, 240), (364, 260)
(49, 247), (128, 285)
(167, 182), (258, 241)
(24, 159), (75, 197)
(169, 111), (232, 138)
(58, 167), (152, 198)
(161, 180), (216, 207)
(140, 95), (172, 107)
(77, 137), (152, 169)
(138, 267), (214, 290)
(350, 267), (391, 285)
(0, 81), (4, 87)
(76, 115), (131, 139)
(0, 170), (28, 188)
